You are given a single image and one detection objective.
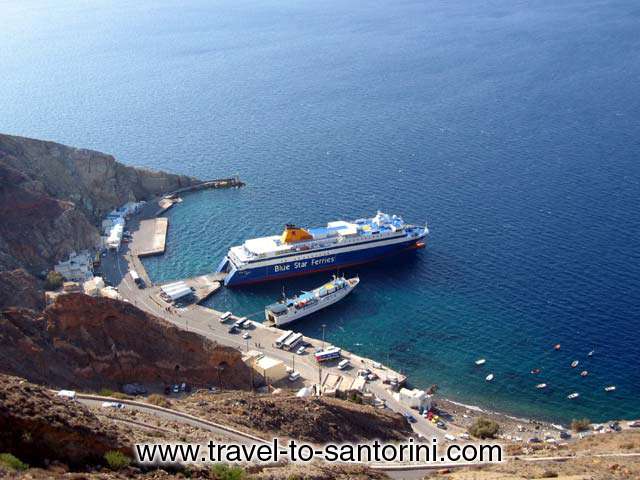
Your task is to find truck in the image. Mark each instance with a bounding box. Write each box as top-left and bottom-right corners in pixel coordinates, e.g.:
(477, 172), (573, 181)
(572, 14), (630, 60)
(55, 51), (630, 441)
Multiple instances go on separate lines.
(314, 346), (341, 363)
(129, 269), (144, 288)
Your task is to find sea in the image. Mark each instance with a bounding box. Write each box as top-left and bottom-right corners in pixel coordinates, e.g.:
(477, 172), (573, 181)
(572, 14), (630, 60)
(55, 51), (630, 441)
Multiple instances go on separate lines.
(2, 0), (639, 424)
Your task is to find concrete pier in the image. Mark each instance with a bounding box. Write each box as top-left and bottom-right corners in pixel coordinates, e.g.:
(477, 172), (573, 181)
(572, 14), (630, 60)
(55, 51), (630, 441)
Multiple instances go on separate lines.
(135, 218), (168, 257)
(162, 273), (226, 304)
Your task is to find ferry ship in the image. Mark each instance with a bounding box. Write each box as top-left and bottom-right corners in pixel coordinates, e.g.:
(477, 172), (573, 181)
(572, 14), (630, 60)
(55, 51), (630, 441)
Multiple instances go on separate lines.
(217, 211), (428, 286)
(265, 276), (359, 327)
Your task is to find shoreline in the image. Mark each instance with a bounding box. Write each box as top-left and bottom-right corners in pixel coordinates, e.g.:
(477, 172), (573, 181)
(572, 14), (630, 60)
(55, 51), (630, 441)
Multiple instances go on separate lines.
(121, 189), (631, 437)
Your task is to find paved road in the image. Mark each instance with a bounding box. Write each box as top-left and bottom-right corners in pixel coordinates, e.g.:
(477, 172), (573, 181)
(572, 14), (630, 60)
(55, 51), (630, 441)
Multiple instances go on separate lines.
(99, 206), (448, 442)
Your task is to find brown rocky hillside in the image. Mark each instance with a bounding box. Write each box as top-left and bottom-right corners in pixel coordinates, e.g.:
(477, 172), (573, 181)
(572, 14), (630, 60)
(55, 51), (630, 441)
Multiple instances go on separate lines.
(177, 391), (413, 443)
(0, 294), (253, 391)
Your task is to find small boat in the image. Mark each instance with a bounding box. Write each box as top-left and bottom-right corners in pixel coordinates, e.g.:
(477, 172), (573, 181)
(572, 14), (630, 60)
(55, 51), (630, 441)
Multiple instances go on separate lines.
(587, 350), (594, 357)
(485, 374), (494, 382)
(554, 344), (561, 350)
(264, 275), (359, 326)
(580, 370), (588, 377)
(475, 358), (486, 366)
(536, 383), (547, 389)
(604, 386), (616, 392)
(530, 368), (541, 375)
(567, 392), (580, 399)
(571, 360), (579, 368)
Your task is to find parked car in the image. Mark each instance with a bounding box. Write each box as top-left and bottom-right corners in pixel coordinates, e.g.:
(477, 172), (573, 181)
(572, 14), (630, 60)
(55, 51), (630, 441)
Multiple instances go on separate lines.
(436, 421), (447, 430)
(629, 420), (640, 428)
(403, 413), (417, 424)
(609, 422), (622, 432)
(172, 384), (179, 394)
(559, 430), (572, 439)
(242, 332), (250, 340)
(296, 345), (306, 355)
(528, 437), (542, 443)
(288, 371), (301, 382)
(101, 401), (124, 409)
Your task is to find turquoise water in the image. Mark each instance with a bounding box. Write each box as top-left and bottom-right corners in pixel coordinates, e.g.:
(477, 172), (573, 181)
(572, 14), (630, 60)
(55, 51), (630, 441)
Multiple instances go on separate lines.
(2, 0), (639, 423)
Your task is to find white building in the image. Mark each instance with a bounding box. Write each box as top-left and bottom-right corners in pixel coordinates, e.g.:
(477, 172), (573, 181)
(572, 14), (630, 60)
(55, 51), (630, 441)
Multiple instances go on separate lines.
(83, 276), (105, 296)
(395, 388), (432, 411)
(54, 251), (94, 282)
(160, 281), (193, 302)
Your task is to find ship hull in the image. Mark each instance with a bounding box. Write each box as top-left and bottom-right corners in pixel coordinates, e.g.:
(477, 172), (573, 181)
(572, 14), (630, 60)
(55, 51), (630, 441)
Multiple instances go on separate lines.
(272, 281), (357, 327)
(222, 236), (423, 286)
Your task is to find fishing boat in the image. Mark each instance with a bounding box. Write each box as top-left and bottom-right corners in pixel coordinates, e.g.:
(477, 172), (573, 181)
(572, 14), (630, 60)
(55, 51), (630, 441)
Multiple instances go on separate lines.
(587, 350), (594, 357)
(530, 368), (541, 375)
(264, 275), (359, 326)
(567, 392), (580, 399)
(475, 358), (486, 366)
(485, 374), (494, 382)
(536, 383), (547, 389)
(554, 344), (561, 350)
(580, 370), (588, 377)
(604, 386), (616, 392)
(571, 360), (579, 368)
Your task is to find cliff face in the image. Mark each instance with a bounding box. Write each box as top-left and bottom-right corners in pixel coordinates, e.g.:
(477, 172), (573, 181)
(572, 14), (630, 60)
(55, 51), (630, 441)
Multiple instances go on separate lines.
(0, 374), (130, 468)
(0, 294), (253, 391)
(0, 133), (199, 273)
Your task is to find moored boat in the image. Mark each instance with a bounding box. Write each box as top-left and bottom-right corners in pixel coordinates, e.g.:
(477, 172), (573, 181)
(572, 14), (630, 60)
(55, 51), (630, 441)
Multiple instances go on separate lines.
(567, 392), (580, 399)
(604, 385), (616, 392)
(485, 373), (494, 382)
(264, 275), (359, 327)
(571, 360), (579, 368)
(475, 358), (486, 366)
(536, 383), (547, 389)
(580, 370), (588, 377)
(217, 211), (428, 286)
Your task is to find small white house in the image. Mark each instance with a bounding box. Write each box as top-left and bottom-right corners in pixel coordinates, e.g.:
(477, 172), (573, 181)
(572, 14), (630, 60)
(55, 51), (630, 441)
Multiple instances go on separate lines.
(54, 251), (94, 282)
(395, 388), (432, 411)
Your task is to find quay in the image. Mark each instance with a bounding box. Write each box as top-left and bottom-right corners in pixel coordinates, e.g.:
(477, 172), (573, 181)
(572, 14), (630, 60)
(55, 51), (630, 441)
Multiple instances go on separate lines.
(100, 182), (448, 441)
(134, 218), (168, 257)
(156, 176), (245, 215)
(159, 273), (226, 304)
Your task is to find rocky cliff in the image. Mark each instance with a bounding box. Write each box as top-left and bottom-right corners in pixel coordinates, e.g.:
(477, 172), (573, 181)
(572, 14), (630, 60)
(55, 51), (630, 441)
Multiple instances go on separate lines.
(0, 374), (130, 468)
(0, 133), (199, 274)
(0, 294), (253, 391)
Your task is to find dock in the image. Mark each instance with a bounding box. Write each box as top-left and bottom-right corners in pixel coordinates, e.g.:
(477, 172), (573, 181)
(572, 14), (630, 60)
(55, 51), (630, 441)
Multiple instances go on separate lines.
(159, 273), (226, 304)
(135, 218), (168, 257)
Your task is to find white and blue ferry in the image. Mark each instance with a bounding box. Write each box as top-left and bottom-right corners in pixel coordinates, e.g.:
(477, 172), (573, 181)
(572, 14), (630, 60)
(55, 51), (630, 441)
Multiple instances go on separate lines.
(216, 211), (428, 287)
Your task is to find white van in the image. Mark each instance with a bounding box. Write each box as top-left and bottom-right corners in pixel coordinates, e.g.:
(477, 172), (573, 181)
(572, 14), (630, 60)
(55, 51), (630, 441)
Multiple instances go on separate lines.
(219, 311), (232, 322)
(288, 371), (301, 382)
(338, 359), (350, 370)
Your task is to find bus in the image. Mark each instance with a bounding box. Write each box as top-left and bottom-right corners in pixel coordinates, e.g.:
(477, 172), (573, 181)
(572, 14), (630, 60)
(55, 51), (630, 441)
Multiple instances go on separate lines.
(234, 317), (249, 329)
(282, 332), (303, 351)
(275, 330), (293, 349)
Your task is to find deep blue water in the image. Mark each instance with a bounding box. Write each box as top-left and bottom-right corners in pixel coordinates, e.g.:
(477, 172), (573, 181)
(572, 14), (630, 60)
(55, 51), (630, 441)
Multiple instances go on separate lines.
(2, 0), (639, 423)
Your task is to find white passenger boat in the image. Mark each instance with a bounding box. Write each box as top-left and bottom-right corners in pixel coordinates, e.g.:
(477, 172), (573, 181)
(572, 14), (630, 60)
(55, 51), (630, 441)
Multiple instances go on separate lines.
(264, 275), (359, 327)
(485, 374), (494, 382)
(536, 383), (547, 389)
(604, 385), (616, 392)
(571, 360), (579, 368)
(475, 358), (486, 365)
(567, 392), (580, 399)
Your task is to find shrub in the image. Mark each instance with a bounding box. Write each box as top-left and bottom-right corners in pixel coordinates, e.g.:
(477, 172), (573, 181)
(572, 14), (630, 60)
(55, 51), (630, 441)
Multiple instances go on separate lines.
(99, 388), (114, 397)
(147, 394), (171, 408)
(211, 464), (245, 480)
(468, 417), (500, 439)
(540, 470), (558, 478)
(104, 451), (131, 470)
(570, 418), (591, 432)
(44, 271), (64, 291)
(0, 453), (28, 471)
